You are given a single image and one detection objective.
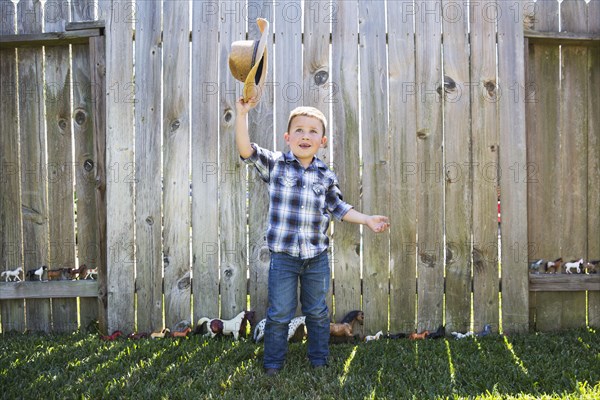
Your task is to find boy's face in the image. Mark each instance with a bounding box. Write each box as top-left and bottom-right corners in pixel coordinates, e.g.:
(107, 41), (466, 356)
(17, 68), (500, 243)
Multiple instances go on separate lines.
(284, 115), (327, 166)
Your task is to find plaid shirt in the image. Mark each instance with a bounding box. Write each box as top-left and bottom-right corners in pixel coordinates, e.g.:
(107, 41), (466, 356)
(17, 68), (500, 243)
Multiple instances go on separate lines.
(243, 143), (352, 259)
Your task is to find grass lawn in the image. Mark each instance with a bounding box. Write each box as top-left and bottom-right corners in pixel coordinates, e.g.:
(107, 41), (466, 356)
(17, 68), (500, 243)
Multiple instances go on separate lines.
(1, 328), (598, 399)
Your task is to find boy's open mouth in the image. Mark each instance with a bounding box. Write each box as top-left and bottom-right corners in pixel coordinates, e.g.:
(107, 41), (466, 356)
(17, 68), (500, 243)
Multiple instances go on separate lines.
(299, 143), (311, 148)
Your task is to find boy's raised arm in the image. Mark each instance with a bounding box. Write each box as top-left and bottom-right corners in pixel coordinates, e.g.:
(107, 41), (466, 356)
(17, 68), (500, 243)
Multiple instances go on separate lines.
(235, 97), (255, 159)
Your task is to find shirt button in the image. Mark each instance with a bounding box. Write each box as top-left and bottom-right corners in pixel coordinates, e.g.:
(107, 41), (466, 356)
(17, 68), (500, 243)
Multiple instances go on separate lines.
(301, 206), (304, 209)
(303, 185), (306, 188)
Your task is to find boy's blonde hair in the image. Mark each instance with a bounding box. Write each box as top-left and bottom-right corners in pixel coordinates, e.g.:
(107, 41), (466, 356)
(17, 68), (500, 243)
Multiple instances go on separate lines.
(287, 106), (327, 136)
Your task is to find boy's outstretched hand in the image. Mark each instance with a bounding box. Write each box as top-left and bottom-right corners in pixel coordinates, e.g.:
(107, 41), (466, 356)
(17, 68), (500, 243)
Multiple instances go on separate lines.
(236, 96), (257, 116)
(366, 215), (390, 233)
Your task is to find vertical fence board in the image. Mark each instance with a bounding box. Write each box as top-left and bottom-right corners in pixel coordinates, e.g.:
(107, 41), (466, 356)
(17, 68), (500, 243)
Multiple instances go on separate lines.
(162, 0), (191, 329)
(192, 0), (220, 322)
(442, 0), (472, 333)
(89, 35), (108, 334)
(274, 0), (302, 150)
(0, 0), (25, 333)
(100, 0), (135, 334)
(415, 0), (444, 332)
(303, 1), (331, 165)
(471, 0), (500, 332)
(387, 1), (417, 333)
(71, 0), (100, 331)
(555, 0), (589, 329)
(331, 0), (361, 325)
(587, 0), (600, 328)
(497, 1), (529, 334)
(45, 42), (77, 332)
(219, 6), (246, 319)
(17, 0), (50, 332)
(526, 0), (560, 332)
(247, 0), (275, 323)
(359, 1), (389, 333)
(134, 0), (163, 332)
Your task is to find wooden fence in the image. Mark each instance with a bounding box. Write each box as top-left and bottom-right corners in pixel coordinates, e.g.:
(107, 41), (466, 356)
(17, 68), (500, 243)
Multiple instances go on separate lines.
(0, 0), (598, 336)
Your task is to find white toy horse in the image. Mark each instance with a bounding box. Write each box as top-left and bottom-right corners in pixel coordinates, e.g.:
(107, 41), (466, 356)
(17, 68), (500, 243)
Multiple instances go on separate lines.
(197, 310), (254, 341)
(253, 316), (307, 343)
(1, 267), (23, 282)
(564, 259), (583, 274)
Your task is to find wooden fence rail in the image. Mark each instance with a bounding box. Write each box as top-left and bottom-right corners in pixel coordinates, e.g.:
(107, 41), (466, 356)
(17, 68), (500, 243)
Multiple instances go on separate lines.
(0, 0), (598, 335)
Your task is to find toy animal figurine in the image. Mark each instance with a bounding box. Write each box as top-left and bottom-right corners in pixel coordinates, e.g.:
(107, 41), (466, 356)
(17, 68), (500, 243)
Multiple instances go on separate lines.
(384, 332), (408, 339)
(427, 325), (445, 340)
(584, 260), (599, 274)
(127, 332), (149, 340)
(330, 322), (353, 337)
(69, 264), (87, 280)
(150, 328), (170, 339)
(197, 310), (253, 341)
(47, 269), (64, 280)
(545, 258), (562, 274)
(100, 330), (123, 341)
(477, 324), (492, 337)
(564, 259), (583, 274)
(451, 330), (474, 339)
(409, 330), (429, 340)
(84, 267), (98, 279)
(171, 327), (192, 338)
(528, 259), (545, 273)
(252, 315), (306, 343)
(365, 331), (383, 342)
(26, 265), (47, 281)
(1, 267), (23, 282)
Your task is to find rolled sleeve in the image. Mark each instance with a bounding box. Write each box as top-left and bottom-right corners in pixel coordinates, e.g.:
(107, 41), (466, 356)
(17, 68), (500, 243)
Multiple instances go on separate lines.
(326, 182), (353, 221)
(241, 143), (272, 183)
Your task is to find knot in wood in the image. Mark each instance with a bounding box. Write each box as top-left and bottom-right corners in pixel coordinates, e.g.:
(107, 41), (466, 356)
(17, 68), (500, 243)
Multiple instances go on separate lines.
(223, 268), (233, 278)
(58, 118), (68, 130)
(83, 159), (94, 172)
(75, 109), (87, 126)
(472, 248), (484, 273)
(484, 80), (496, 97)
(417, 129), (430, 140)
(170, 119), (181, 132)
(419, 252), (436, 268)
(224, 109), (234, 124)
(314, 69), (329, 86)
(177, 274), (191, 290)
(259, 247), (270, 263)
(438, 75), (456, 95)
(145, 216), (154, 225)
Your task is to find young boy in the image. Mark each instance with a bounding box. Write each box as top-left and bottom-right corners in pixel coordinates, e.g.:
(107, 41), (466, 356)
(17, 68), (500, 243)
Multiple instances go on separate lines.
(236, 98), (390, 376)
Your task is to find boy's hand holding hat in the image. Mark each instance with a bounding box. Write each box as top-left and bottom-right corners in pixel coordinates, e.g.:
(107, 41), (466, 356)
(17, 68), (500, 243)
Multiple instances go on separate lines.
(228, 18), (269, 108)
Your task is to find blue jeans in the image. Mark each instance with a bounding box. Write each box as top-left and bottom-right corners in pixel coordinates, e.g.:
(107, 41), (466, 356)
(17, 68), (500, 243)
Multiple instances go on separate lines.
(263, 250), (330, 370)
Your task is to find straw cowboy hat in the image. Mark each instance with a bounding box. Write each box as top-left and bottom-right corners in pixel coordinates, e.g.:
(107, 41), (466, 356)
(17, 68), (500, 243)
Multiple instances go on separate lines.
(228, 18), (269, 106)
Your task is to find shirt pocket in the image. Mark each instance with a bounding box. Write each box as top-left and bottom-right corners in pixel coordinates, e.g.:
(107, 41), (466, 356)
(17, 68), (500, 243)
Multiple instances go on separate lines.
(312, 182), (326, 209)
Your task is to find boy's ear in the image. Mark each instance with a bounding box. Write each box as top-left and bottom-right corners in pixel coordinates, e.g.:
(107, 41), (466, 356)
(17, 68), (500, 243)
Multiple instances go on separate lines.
(284, 132), (290, 143)
(320, 135), (328, 148)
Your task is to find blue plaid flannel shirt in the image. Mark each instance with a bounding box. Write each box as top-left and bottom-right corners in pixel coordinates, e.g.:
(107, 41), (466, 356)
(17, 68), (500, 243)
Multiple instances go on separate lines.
(243, 143), (353, 259)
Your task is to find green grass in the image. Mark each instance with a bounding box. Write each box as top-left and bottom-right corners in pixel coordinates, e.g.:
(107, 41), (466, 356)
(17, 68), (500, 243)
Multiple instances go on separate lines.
(1, 328), (599, 399)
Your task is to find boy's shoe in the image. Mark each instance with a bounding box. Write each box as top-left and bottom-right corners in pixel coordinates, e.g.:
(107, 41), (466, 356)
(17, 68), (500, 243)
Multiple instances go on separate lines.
(312, 364), (328, 370)
(265, 368), (280, 376)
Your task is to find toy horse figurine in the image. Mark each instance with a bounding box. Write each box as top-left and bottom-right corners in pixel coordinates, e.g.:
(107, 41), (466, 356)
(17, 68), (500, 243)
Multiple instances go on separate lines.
(365, 331), (383, 342)
(26, 265), (47, 281)
(252, 315), (306, 343)
(197, 310), (253, 341)
(564, 259), (583, 274)
(1, 267), (23, 282)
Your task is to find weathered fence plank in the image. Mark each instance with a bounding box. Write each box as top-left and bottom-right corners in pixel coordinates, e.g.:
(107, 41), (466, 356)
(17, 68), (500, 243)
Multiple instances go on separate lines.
(134, 0), (163, 333)
(471, 0), (500, 333)
(554, 0), (589, 330)
(415, 0), (444, 333)
(331, 0), (362, 326)
(359, 0), (389, 333)
(18, 0), (50, 332)
(71, 0), (100, 331)
(0, 0), (25, 333)
(45, 43), (77, 332)
(219, 9), (246, 319)
(89, 35), (108, 334)
(588, 0), (600, 329)
(247, 0), (275, 323)
(162, 0), (191, 329)
(527, 0), (561, 332)
(497, 0), (529, 334)
(191, 0), (220, 322)
(442, 0), (472, 334)
(387, 0), (417, 334)
(99, 0), (135, 334)
(274, 0), (302, 150)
